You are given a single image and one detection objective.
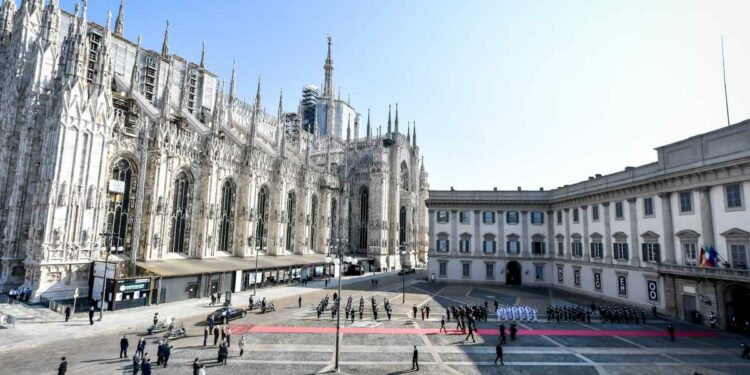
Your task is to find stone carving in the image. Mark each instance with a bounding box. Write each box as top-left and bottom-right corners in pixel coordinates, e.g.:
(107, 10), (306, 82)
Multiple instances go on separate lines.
(57, 181), (68, 207)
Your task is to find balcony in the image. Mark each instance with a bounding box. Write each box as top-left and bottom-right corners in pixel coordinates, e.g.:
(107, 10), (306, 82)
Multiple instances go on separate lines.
(657, 263), (750, 283)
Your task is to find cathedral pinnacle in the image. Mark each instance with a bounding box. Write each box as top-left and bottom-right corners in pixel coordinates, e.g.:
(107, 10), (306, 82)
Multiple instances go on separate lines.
(228, 60), (237, 101)
(277, 88), (283, 119)
(161, 19), (169, 56)
(200, 42), (206, 67)
(254, 75), (262, 110)
(366, 108), (371, 140)
(105, 10), (111, 32)
(114, 0), (124, 36)
(323, 35), (334, 98)
(387, 104), (392, 135)
(407, 122), (411, 143)
(413, 121), (417, 147)
(129, 35), (141, 95)
(395, 102), (399, 135)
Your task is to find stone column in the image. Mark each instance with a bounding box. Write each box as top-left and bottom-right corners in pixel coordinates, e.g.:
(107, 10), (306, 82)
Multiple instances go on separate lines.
(582, 205), (590, 262)
(496, 210), (504, 255)
(521, 211), (529, 257)
(627, 198), (640, 267)
(474, 210), (481, 255)
(602, 202), (612, 264)
(659, 192), (676, 263)
(546, 210), (554, 259)
(698, 187), (715, 248)
(450, 210), (457, 255)
(564, 208), (571, 260)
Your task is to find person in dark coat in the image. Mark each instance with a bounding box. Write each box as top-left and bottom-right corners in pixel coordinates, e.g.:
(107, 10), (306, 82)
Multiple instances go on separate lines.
(57, 357), (68, 375)
(741, 343), (749, 359)
(162, 344), (171, 367)
(193, 358), (200, 375)
(667, 323), (675, 341)
(495, 342), (504, 365)
(413, 305), (418, 319)
(88, 306), (95, 325)
(203, 326), (209, 346)
(298, 295), (302, 308)
(64, 306), (71, 322)
(120, 335), (129, 358)
(136, 338), (146, 357)
(213, 326), (220, 345)
(221, 343), (228, 365)
(208, 315), (215, 332)
(132, 354), (141, 375)
(141, 358), (152, 375)
(510, 324), (518, 341)
(440, 317), (447, 334)
(411, 345), (419, 371)
(226, 327), (232, 347)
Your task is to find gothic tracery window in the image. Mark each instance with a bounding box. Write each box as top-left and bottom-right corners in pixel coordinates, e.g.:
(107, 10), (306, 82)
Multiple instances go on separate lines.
(399, 205), (407, 245)
(286, 191), (296, 251)
(169, 171), (192, 253)
(310, 195), (318, 252)
(107, 158), (136, 251)
(218, 179), (235, 253)
(255, 186), (269, 253)
(330, 198), (338, 240)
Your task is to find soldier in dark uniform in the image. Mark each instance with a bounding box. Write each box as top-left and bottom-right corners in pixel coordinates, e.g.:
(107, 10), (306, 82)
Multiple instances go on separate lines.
(411, 346), (419, 371)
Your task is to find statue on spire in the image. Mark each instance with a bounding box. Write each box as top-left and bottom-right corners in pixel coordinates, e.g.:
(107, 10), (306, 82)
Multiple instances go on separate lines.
(114, 0), (124, 36)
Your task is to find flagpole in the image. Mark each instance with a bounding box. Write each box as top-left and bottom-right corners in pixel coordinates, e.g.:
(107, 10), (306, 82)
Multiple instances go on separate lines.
(721, 35), (730, 126)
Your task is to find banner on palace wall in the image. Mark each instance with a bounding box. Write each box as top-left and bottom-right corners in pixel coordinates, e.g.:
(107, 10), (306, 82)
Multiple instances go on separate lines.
(557, 266), (564, 283)
(647, 280), (658, 301)
(573, 269), (581, 286)
(617, 276), (627, 296)
(593, 271), (602, 291)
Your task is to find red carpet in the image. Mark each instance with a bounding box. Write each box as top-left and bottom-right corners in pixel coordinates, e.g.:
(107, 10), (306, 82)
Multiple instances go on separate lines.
(227, 324), (719, 337)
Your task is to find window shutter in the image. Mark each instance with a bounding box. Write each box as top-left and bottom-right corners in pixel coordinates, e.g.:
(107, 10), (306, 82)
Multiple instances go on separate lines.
(541, 242), (546, 255)
(493, 241), (497, 252)
(641, 243), (647, 261)
(446, 240), (450, 252)
(624, 246), (629, 260)
(655, 244), (661, 263)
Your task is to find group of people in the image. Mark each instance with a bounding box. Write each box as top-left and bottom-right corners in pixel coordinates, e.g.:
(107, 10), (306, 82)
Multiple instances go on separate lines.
(129, 338), (152, 375)
(446, 303), (490, 324)
(597, 304), (647, 324)
(208, 292), (223, 306)
(546, 304), (592, 323)
(497, 305), (538, 322)
(7, 287), (32, 302)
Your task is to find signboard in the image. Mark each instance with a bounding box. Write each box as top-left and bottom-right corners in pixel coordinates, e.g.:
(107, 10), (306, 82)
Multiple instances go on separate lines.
(117, 279), (151, 292)
(573, 269), (581, 286)
(109, 179), (126, 194)
(73, 288), (79, 298)
(557, 266), (564, 283)
(593, 272), (602, 290)
(618, 276), (627, 295)
(647, 280), (659, 301)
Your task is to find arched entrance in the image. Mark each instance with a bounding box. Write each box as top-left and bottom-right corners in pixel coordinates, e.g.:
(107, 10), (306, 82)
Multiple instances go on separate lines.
(724, 284), (750, 330)
(506, 261), (521, 285)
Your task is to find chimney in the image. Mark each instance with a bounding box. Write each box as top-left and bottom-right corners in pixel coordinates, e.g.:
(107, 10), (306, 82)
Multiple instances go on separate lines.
(493, 187), (497, 191)
(539, 187), (544, 191)
(517, 186), (522, 191)
(595, 173), (602, 178)
(450, 186), (454, 191)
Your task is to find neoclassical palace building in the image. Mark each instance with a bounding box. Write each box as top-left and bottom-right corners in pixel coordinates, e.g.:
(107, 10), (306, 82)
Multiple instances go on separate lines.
(0, 1), (428, 304)
(428, 121), (750, 327)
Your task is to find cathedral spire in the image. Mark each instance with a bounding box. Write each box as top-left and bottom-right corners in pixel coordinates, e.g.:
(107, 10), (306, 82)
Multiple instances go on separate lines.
(228, 60), (237, 102)
(200, 41), (206, 68)
(254, 75), (262, 110)
(407, 121), (411, 143)
(80, 0), (88, 29)
(161, 19), (169, 56)
(413, 121), (417, 147)
(161, 60), (173, 116)
(346, 114), (351, 142)
(387, 104), (392, 135)
(366, 108), (371, 140)
(394, 102), (399, 135)
(323, 34), (334, 98)
(277, 88), (283, 119)
(129, 35), (141, 95)
(114, 0), (124, 36)
(105, 10), (112, 32)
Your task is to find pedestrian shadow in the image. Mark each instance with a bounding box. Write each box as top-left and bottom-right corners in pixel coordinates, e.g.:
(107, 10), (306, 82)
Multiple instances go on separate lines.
(80, 358), (128, 365)
(387, 370), (417, 374)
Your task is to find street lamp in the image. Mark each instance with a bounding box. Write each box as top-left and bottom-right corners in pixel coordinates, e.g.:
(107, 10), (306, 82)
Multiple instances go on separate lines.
(326, 238), (349, 373)
(399, 243), (409, 304)
(98, 232), (123, 321)
(248, 235), (261, 296)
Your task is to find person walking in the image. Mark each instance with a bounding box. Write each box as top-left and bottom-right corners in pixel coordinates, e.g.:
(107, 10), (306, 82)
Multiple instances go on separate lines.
(239, 334), (246, 356)
(88, 306), (95, 325)
(208, 315), (215, 332)
(137, 338), (146, 357)
(204, 326), (209, 346)
(446, 308), (451, 322)
(220, 343), (229, 365)
(413, 304), (418, 319)
(213, 326), (220, 346)
(210, 293), (216, 306)
(510, 323), (517, 342)
(192, 358), (201, 375)
(162, 343), (171, 367)
(298, 295), (302, 308)
(249, 295), (254, 310)
(226, 326), (232, 347)
(667, 323), (675, 341)
(440, 316), (447, 334)
(153, 313), (159, 326)
(141, 358), (152, 375)
(57, 357), (68, 375)
(411, 345), (419, 371)
(741, 342), (749, 359)
(64, 306), (71, 322)
(131, 354), (141, 375)
(156, 340), (164, 366)
(495, 342), (504, 365)
(421, 308), (425, 321)
(464, 321), (476, 343)
(120, 335), (129, 358)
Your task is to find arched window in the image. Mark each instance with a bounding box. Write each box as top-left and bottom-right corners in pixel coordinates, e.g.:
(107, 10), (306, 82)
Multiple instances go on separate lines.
(107, 158), (136, 251)
(286, 191), (296, 251)
(255, 186), (270, 253)
(170, 171), (192, 253)
(218, 180), (235, 253)
(330, 198), (338, 240)
(399, 206), (407, 245)
(310, 195), (318, 251)
(359, 188), (369, 249)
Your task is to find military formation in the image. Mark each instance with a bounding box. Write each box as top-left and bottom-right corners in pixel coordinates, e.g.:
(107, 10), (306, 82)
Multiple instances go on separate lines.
(546, 304), (592, 323)
(598, 304), (648, 324)
(497, 305), (538, 322)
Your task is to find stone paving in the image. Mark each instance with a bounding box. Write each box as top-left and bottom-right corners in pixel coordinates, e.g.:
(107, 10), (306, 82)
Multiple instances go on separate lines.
(1, 271), (750, 374)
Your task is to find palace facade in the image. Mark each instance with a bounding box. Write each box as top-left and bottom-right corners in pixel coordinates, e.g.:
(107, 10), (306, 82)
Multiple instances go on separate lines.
(0, 0), (429, 303)
(428, 121), (750, 327)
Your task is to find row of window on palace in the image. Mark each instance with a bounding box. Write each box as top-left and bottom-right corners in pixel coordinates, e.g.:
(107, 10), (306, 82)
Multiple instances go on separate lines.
(434, 234), (748, 268)
(436, 183), (745, 226)
(436, 262), (659, 300)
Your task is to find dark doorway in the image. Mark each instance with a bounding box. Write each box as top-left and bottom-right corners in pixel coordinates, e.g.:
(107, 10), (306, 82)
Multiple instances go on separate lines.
(187, 283), (198, 299)
(724, 285), (750, 331)
(506, 261), (521, 285)
(682, 294), (697, 322)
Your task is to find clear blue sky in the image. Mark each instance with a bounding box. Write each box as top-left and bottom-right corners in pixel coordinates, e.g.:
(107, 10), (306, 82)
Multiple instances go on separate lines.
(67, 0), (750, 190)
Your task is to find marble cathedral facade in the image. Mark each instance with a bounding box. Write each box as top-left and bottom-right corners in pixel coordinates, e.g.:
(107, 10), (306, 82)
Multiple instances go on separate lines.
(0, 0), (429, 301)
